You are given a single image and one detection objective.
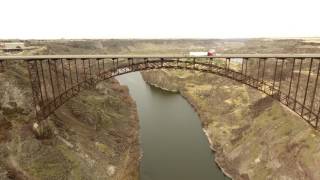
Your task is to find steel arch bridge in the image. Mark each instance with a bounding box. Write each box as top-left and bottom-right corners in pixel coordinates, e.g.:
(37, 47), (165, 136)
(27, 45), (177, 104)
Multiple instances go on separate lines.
(1, 54), (320, 130)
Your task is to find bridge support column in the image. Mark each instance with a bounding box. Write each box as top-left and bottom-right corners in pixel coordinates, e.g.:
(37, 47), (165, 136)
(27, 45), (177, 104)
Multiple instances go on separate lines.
(0, 60), (5, 73)
(193, 58), (195, 69)
(26, 60), (43, 121)
(309, 61), (320, 120)
(144, 58), (149, 69)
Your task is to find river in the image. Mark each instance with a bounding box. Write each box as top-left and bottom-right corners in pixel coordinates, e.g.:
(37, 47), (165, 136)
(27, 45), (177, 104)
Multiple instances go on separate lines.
(116, 72), (229, 180)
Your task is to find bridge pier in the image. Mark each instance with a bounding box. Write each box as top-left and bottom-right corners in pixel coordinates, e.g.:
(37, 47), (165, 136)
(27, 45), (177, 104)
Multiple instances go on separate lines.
(0, 60), (5, 73)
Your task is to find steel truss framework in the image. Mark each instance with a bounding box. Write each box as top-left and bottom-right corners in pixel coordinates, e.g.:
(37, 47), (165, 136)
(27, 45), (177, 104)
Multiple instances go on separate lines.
(1, 54), (320, 130)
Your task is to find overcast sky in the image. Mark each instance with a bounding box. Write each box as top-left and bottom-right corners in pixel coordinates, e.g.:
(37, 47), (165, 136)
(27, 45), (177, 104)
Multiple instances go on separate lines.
(1, 0), (319, 39)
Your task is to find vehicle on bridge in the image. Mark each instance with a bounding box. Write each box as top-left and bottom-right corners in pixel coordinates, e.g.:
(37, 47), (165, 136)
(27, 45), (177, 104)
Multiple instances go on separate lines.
(189, 49), (216, 57)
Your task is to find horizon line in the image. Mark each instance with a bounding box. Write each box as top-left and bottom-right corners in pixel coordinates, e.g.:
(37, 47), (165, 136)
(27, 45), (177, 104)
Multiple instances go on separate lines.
(1, 36), (320, 41)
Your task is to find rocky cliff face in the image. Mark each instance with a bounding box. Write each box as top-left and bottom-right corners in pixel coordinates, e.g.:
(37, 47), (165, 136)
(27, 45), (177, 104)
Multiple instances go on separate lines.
(0, 58), (140, 179)
(142, 69), (320, 180)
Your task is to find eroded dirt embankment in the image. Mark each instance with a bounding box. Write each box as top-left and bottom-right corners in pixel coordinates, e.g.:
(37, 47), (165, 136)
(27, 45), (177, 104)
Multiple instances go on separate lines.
(0, 60), (140, 180)
(142, 69), (320, 180)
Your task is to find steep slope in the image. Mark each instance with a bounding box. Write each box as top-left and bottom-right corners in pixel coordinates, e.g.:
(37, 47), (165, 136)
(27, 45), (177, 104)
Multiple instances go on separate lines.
(142, 69), (320, 180)
(0, 52), (140, 180)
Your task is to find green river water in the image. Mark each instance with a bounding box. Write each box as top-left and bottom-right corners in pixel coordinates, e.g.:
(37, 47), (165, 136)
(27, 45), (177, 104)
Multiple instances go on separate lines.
(117, 72), (229, 180)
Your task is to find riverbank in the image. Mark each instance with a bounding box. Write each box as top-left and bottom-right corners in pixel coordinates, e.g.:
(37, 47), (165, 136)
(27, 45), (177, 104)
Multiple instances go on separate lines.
(147, 82), (179, 93)
(143, 72), (233, 179)
(142, 69), (320, 180)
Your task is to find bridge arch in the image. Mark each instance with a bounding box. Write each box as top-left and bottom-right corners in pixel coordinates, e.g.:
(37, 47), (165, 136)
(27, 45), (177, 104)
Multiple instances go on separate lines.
(1, 54), (320, 130)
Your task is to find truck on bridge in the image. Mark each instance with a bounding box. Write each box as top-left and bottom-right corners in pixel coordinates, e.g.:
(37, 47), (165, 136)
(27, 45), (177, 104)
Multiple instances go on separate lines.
(189, 49), (216, 56)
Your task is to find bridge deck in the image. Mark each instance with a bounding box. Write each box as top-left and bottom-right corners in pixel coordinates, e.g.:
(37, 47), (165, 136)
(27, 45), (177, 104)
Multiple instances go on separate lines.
(1, 54), (320, 60)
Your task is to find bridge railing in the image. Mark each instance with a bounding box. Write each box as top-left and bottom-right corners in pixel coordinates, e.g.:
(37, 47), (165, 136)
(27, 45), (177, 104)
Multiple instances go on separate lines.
(1, 54), (320, 130)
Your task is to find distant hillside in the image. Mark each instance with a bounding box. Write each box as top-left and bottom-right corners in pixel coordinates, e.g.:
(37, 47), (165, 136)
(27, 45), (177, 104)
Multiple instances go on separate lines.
(18, 38), (318, 55)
